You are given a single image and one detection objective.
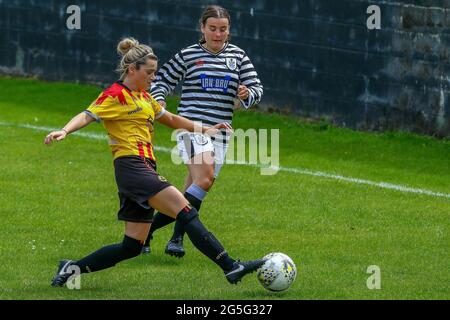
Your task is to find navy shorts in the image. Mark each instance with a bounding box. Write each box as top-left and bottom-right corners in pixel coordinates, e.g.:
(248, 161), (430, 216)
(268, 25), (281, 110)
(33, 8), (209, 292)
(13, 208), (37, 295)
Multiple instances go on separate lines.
(114, 156), (172, 223)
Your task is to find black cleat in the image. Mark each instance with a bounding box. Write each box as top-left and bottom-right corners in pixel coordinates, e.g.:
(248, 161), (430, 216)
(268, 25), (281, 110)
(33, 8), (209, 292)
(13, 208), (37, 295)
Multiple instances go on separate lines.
(225, 258), (266, 284)
(51, 259), (75, 287)
(165, 237), (185, 258)
(141, 246), (151, 255)
(141, 235), (153, 255)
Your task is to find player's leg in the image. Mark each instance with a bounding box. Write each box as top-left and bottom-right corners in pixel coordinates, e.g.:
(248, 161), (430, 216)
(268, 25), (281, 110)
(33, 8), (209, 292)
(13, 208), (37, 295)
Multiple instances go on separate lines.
(148, 186), (266, 284)
(165, 140), (227, 257)
(183, 172), (194, 192)
(52, 155), (160, 287)
(165, 151), (215, 257)
(182, 139), (228, 212)
(178, 131), (216, 212)
(142, 174), (193, 254)
(51, 220), (150, 287)
(185, 153), (215, 207)
(143, 131), (213, 255)
(156, 131), (213, 257)
(51, 156), (170, 286)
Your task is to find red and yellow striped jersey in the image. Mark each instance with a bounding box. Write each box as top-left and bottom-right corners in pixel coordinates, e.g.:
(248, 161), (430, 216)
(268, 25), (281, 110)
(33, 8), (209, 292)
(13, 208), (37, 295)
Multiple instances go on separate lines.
(85, 81), (165, 160)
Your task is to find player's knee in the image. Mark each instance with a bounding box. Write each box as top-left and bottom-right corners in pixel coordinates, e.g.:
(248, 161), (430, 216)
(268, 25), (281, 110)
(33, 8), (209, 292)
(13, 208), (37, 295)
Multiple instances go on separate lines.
(195, 175), (214, 191)
(122, 235), (143, 258)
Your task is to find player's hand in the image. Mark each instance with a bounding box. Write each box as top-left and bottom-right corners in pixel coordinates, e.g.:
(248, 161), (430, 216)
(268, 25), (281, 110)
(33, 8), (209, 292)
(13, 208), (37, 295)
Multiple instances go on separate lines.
(44, 130), (67, 145)
(204, 123), (233, 136)
(237, 85), (249, 100)
(158, 100), (167, 108)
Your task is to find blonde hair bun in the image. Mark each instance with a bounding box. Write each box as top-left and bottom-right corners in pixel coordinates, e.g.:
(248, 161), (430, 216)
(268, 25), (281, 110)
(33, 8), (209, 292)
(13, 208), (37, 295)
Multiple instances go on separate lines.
(115, 37), (157, 80)
(117, 37), (140, 55)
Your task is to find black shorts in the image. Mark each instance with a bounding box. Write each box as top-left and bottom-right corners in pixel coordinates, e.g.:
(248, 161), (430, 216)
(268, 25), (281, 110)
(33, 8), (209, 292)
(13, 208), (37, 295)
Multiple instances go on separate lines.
(114, 156), (172, 223)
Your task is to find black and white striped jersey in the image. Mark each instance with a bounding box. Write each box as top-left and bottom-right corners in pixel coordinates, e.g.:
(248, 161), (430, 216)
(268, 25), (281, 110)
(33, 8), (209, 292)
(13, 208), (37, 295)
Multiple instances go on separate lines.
(150, 42), (263, 143)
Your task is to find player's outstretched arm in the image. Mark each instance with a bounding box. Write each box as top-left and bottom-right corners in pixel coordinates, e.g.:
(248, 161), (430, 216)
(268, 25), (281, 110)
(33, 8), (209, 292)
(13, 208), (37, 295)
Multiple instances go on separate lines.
(156, 110), (233, 136)
(44, 112), (95, 145)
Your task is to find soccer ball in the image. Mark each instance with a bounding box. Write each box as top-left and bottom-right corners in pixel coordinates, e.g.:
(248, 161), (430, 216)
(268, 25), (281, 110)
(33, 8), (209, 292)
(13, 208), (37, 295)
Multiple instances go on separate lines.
(257, 252), (297, 291)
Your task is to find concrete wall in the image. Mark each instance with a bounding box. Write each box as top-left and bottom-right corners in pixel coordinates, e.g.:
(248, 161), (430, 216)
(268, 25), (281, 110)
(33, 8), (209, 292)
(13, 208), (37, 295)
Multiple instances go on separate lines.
(0, 0), (449, 136)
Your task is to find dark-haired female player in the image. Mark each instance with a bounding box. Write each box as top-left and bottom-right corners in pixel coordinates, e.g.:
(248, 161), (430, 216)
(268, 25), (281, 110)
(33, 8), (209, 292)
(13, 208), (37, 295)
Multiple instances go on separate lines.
(144, 5), (263, 257)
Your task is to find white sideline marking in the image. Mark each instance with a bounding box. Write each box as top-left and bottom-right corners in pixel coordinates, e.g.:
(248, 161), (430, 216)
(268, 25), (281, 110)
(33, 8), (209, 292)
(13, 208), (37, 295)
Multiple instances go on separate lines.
(1, 121), (449, 199)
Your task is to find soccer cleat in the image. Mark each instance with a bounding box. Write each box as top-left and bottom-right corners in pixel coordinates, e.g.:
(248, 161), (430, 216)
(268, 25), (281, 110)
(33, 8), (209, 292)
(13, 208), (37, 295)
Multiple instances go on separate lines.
(51, 259), (75, 287)
(141, 235), (152, 255)
(225, 258), (267, 284)
(141, 246), (151, 255)
(164, 237), (185, 258)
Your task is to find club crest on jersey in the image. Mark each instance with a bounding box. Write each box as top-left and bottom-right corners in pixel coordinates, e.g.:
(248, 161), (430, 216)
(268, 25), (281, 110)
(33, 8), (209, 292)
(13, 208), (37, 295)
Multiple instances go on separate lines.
(226, 58), (237, 71)
(193, 134), (209, 146)
(158, 175), (168, 182)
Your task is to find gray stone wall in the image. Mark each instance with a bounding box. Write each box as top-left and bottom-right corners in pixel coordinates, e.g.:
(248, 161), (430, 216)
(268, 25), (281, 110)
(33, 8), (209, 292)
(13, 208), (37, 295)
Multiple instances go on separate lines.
(0, 0), (449, 136)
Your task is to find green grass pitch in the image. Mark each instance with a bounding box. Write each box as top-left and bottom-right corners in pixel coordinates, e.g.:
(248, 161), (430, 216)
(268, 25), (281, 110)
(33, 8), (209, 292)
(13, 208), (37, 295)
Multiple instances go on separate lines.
(0, 77), (448, 299)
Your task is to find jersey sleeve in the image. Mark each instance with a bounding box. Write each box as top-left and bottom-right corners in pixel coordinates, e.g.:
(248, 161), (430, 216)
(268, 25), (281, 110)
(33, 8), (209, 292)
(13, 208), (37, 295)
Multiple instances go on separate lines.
(150, 96), (167, 119)
(150, 51), (187, 103)
(238, 53), (264, 109)
(85, 91), (122, 122)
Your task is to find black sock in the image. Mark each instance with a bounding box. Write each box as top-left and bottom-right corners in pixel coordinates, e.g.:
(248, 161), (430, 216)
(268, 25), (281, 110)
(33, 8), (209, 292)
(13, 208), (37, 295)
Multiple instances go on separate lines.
(185, 192), (203, 211)
(144, 212), (175, 246)
(171, 192), (203, 240)
(74, 235), (143, 273)
(176, 206), (235, 272)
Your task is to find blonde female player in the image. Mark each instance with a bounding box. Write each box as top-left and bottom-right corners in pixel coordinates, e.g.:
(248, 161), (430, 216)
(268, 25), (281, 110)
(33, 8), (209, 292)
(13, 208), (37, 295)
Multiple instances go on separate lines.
(143, 5), (263, 256)
(45, 37), (265, 287)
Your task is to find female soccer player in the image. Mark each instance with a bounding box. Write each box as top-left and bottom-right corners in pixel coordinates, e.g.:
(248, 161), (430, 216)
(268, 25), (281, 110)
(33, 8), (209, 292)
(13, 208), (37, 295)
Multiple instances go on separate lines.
(143, 5), (263, 256)
(45, 37), (264, 287)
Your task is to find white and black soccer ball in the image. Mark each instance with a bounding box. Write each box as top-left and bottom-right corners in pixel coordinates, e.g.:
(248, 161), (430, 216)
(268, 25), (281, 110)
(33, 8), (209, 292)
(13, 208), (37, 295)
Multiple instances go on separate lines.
(257, 252), (297, 292)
